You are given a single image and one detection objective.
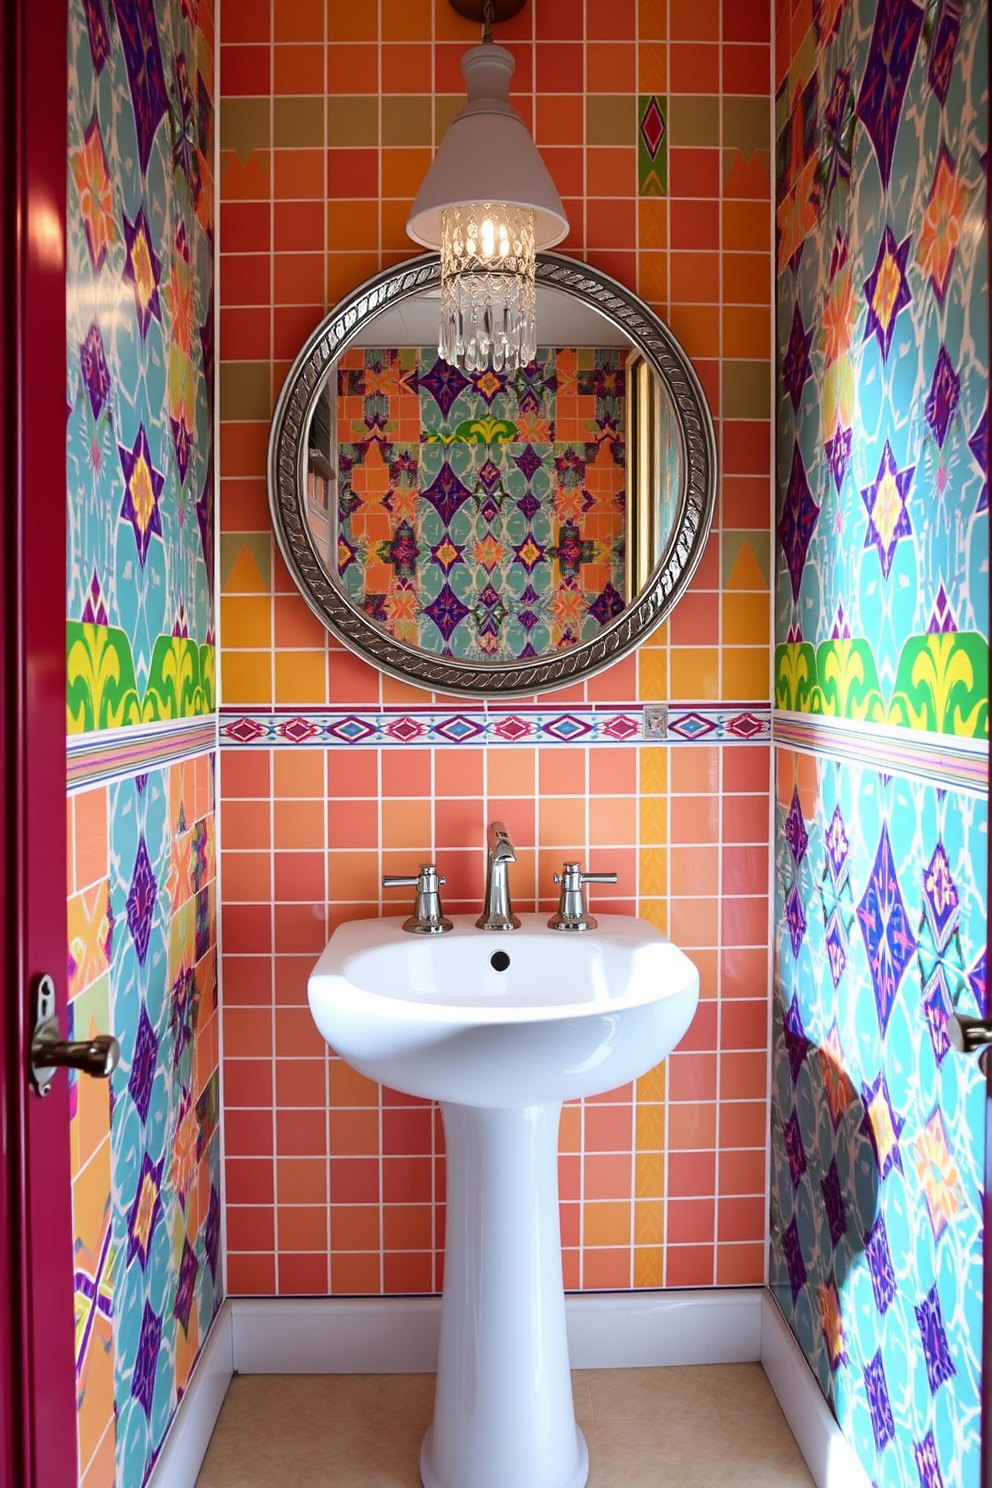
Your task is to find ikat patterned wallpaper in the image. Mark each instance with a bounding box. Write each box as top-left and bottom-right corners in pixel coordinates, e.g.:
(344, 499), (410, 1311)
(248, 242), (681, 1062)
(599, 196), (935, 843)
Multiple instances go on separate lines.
(66, 2), (219, 1486)
(333, 346), (628, 660)
(771, 2), (988, 1486)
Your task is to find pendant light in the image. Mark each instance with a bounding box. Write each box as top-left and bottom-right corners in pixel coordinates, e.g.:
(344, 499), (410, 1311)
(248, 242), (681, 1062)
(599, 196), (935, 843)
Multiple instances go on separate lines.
(406, 0), (569, 374)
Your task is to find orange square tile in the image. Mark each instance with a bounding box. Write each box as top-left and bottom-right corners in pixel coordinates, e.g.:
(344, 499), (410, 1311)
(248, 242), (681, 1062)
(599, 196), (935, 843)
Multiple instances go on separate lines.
(274, 650), (327, 704)
(327, 850), (380, 901)
(669, 646), (719, 700)
(274, 749), (324, 798)
(669, 792), (718, 845)
(538, 797), (585, 852)
(222, 850), (272, 904)
(583, 1154), (632, 1202)
(665, 1245), (714, 1287)
(274, 850), (325, 902)
(584, 1104), (633, 1152)
(382, 1252), (433, 1293)
(666, 1196), (715, 1245)
(668, 1150), (716, 1198)
(487, 747), (535, 797)
(273, 149), (325, 201)
(718, 1147), (767, 1195)
(331, 1251), (382, 1293)
(668, 1101), (716, 1149)
(582, 1248), (632, 1290)
(276, 1106), (328, 1156)
(329, 1057), (380, 1106)
(273, 42), (325, 94)
(274, 0), (324, 42)
(584, 1202), (632, 1249)
(717, 1195), (765, 1243)
(721, 894), (769, 946)
(669, 41), (719, 92)
(716, 1242), (765, 1285)
(228, 1253), (277, 1294)
(670, 747), (719, 794)
(535, 94), (584, 147)
(381, 798), (431, 850)
(327, 798), (378, 851)
(539, 747), (586, 796)
(326, 253), (380, 305)
(722, 998), (769, 1050)
(587, 42), (636, 92)
(724, 745), (771, 794)
(588, 796), (636, 846)
(670, 845), (719, 896)
(382, 749), (432, 797)
(222, 650), (272, 705)
(277, 1157), (327, 1205)
(222, 595), (272, 649)
(274, 901), (328, 954)
(724, 305), (771, 358)
(330, 1205), (381, 1251)
(720, 1049), (768, 1101)
(382, 148), (432, 198)
(274, 798), (325, 851)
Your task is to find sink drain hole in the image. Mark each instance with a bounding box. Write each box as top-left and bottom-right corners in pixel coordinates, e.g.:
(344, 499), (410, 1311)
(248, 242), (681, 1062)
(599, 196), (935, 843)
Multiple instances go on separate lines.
(490, 951), (511, 972)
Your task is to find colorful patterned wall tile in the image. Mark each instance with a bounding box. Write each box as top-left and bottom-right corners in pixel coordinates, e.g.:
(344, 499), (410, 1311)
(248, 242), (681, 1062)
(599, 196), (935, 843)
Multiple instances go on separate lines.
(772, 4), (988, 1486)
(218, 0), (772, 1300)
(67, 1), (219, 1485)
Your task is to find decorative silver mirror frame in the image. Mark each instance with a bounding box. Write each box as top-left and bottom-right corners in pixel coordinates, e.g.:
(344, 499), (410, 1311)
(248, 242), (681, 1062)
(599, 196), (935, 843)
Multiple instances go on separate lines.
(268, 252), (718, 698)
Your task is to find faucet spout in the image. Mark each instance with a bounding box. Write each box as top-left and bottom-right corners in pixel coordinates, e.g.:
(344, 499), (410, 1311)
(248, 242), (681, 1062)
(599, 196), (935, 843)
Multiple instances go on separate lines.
(477, 821), (521, 931)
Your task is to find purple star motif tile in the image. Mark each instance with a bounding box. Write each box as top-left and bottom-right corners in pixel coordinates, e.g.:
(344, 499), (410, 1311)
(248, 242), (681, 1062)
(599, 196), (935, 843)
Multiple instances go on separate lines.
(855, 0), (925, 192)
(778, 443), (819, 603)
(113, 0), (170, 175)
(420, 358), (470, 418)
(820, 67), (854, 203)
(170, 53), (199, 192)
(125, 835), (159, 966)
(782, 304), (814, 413)
(205, 1184), (221, 1282)
(429, 536), (464, 573)
(820, 1159), (847, 1246)
(857, 823), (917, 1035)
(424, 584), (470, 643)
(122, 206), (163, 338)
(824, 910), (849, 988)
(830, 603), (851, 641)
(922, 842), (959, 950)
(968, 405), (988, 513)
(470, 368), (507, 407)
(170, 964), (199, 1066)
(913, 1431), (946, 1488)
(922, 971), (952, 1065)
(173, 1239), (199, 1336)
(861, 440), (914, 581)
(824, 423), (852, 492)
(79, 324), (111, 421)
(825, 807), (850, 883)
(925, 347), (960, 450)
(476, 458), (502, 493)
(785, 880), (807, 958)
(478, 493), (502, 526)
(119, 425), (165, 569)
(782, 997), (810, 1085)
(131, 1301), (163, 1419)
(781, 1216), (807, 1303)
(860, 1071), (905, 1179)
(927, 582), (958, 634)
(423, 462), (472, 527)
(125, 1151), (163, 1270)
(170, 408), (193, 488)
(915, 1284), (956, 1394)
(517, 491), (541, 522)
(865, 1215), (897, 1314)
(783, 1109), (807, 1189)
(928, 0), (961, 106)
(784, 790), (808, 865)
(863, 226), (912, 362)
(83, 0), (111, 72)
(589, 583), (625, 625)
(863, 1348), (895, 1451)
(128, 1005), (159, 1123)
(379, 520), (420, 579)
(514, 444), (545, 482)
(81, 569), (110, 627)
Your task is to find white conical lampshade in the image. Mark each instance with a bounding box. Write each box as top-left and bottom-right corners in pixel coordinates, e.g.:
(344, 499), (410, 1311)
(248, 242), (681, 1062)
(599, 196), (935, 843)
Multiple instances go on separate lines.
(407, 43), (568, 250)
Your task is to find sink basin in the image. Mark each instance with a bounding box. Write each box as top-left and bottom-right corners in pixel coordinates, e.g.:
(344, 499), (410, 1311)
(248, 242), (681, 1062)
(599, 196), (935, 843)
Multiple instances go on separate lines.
(308, 912), (699, 1488)
(309, 912), (699, 1107)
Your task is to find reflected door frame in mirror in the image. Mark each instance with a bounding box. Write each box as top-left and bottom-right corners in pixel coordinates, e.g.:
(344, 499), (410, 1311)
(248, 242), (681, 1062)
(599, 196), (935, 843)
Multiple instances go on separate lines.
(268, 253), (717, 698)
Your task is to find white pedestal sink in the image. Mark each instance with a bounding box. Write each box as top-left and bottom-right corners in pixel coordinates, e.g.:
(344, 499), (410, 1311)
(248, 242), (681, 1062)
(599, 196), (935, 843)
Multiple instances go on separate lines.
(309, 913), (698, 1488)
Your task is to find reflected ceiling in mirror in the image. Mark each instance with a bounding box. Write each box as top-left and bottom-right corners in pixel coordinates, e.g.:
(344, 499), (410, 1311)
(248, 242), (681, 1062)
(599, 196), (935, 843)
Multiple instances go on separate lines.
(269, 255), (717, 697)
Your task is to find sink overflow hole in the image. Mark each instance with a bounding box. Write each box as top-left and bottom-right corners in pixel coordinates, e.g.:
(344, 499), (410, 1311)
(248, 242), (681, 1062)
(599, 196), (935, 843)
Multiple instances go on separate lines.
(490, 951), (511, 973)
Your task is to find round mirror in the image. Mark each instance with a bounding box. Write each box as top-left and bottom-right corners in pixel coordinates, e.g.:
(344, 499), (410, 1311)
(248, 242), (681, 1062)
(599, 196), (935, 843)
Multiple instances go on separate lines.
(269, 253), (717, 697)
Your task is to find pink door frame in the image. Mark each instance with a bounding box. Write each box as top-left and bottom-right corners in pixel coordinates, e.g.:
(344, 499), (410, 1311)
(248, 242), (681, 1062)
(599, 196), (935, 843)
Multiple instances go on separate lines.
(1, 0), (77, 1485)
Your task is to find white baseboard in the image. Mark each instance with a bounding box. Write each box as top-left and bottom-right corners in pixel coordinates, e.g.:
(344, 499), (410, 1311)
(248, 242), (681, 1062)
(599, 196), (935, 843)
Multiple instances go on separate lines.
(759, 1292), (872, 1488)
(146, 1289), (871, 1488)
(146, 1301), (234, 1488)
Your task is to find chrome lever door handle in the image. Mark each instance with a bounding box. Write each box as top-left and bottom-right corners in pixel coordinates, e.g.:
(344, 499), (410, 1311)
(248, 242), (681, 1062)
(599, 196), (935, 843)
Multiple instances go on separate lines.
(29, 973), (120, 1097)
(947, 1014), (992, 1056)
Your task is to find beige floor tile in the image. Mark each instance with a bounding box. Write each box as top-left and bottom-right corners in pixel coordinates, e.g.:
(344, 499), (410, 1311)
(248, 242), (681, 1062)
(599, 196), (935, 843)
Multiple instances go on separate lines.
(375, 1373), (436, 1424)
(196, 1365), (814, 1488)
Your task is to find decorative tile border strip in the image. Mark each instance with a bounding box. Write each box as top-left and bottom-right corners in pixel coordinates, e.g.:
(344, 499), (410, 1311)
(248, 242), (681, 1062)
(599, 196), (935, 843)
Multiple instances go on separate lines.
(218, 705), (771, 749)
(773, 710), (989, 796)
(67, 717), (217, 793)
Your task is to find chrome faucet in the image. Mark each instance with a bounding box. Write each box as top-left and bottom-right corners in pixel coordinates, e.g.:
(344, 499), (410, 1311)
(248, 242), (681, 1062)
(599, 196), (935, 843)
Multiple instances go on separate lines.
(476, 821), (520, 931)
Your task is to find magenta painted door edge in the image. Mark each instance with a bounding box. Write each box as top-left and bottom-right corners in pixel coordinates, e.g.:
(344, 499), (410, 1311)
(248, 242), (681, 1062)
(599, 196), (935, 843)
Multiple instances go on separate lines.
(0, 0), (77, 1485)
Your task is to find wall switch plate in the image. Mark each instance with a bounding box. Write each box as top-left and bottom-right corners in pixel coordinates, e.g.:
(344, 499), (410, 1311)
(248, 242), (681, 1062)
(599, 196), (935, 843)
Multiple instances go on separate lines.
(642, 705), (667, 740)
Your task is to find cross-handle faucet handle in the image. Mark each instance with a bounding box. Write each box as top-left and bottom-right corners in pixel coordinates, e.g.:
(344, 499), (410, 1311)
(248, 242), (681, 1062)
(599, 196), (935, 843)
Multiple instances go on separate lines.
(549, 862), (617, 932)
(383, 864), (452, 935)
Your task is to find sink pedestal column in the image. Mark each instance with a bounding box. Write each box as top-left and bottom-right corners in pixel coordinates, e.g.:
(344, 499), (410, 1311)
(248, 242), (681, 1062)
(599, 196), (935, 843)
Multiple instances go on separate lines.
(421, 1101), (587, 1488)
